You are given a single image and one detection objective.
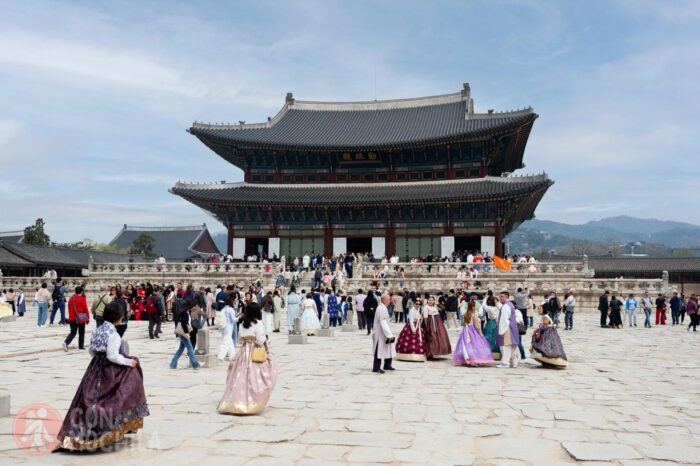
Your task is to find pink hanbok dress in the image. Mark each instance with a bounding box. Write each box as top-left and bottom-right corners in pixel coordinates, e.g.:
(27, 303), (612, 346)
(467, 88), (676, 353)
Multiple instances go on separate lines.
(218, 320), (277, 415)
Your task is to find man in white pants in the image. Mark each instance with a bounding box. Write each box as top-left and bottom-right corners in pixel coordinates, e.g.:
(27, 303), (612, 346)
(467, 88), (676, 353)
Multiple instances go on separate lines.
(497, 291), (520, 368)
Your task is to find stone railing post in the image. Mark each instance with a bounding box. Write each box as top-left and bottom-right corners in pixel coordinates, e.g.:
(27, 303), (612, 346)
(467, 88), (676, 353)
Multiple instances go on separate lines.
(661, 270), (669, 293)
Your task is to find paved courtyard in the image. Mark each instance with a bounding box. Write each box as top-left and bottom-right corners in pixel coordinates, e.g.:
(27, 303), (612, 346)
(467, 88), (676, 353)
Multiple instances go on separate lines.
(1, 312), (699, 465)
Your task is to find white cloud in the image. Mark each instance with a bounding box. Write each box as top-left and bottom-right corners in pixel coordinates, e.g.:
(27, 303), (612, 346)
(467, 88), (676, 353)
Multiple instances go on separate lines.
(0, 120), (21, 146)
(92, 174), (176, 185)
(0, 31), (208, 97)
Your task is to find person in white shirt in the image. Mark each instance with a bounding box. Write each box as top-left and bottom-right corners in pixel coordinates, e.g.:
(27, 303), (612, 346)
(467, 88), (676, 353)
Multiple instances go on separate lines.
(217, 297), (239, 361)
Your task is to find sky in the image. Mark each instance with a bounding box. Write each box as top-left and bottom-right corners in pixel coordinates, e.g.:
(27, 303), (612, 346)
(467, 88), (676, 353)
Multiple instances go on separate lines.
(1, 0), (699, 243)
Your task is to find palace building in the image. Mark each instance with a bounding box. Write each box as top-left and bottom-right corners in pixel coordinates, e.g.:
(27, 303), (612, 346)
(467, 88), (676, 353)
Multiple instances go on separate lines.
(172, 83), (552, 260)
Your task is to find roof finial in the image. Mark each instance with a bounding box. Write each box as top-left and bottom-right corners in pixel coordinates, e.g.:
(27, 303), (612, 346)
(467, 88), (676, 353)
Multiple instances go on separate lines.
(286, 92), (294, 105)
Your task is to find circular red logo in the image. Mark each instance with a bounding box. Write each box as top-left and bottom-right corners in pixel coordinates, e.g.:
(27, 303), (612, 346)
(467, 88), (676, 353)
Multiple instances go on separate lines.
(13, 403), (62, 455)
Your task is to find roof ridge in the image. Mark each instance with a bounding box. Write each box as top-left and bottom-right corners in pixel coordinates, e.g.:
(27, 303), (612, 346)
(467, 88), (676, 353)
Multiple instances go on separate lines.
(121, 225), (207, 232)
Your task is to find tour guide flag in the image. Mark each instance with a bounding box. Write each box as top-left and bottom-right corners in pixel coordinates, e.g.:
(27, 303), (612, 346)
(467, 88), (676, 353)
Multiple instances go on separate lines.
(493, 255), (511, 272)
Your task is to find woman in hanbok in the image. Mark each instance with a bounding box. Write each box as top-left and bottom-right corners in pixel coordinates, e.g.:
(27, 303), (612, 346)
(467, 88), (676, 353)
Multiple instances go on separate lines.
(421, 296), (452, 359)
(609, 295), (623, 329)
(300, 292), (321, 335)
(453, 302), (495, 366)
(218, 302), (277, 415)
(396, 298), (427, 362)
(530, 314), (568, 369)
(205, 287), (216, 326)
(55, 302), (149, 451)
(481, 295), (501, 360)
(217, 296), (238, 362)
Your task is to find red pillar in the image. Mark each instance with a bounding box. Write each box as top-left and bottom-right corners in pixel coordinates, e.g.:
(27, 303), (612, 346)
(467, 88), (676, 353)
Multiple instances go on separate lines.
(324, 227), (333, 256)
(227, 226), (234, 256)
(495, 223), (503, 257)
(386, 224), (396, 256)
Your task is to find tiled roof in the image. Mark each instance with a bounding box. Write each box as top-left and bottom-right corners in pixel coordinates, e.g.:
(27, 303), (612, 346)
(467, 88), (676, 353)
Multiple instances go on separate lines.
(171, 175), (553, 208)
(0, 246), (32, 266)
(189, 86), (536, 150)
(589, 257), (700, 274)
(0, 231), (23, 243)
(110, 225), (220, 261)
(0, 243), (139, 268)
(546, 256), (700, 274)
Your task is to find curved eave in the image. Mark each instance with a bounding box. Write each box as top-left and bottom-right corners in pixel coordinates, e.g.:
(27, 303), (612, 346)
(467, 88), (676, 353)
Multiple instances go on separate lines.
(170, 177), (553, 210)
(189, 113), (537, 156)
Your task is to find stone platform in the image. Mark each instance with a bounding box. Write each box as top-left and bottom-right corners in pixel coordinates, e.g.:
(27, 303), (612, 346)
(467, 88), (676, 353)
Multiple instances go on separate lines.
(0, 312), (699, 464)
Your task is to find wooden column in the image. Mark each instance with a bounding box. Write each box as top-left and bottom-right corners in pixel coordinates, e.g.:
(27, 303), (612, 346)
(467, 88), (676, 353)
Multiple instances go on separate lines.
(227, 226), (234, 256)
(479, 157), (488, 177)
(386, 224), (396, 257)
(495, 222), (503, 257)
(324, 226), (333, 256)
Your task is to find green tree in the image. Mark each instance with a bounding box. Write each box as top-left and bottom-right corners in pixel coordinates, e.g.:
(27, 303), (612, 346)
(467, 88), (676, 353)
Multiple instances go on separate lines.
(23, 218), (51, 246)
(131, 233), (156, 257)
(672, 248), (694, 257)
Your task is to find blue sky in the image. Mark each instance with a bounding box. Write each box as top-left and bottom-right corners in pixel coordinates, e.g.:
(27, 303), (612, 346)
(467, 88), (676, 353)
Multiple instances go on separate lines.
(1, 0), (699, 242)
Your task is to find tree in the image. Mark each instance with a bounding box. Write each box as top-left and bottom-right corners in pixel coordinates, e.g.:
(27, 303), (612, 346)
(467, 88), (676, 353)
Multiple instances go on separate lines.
(672, 248), (694, 257)
(131, 233), (156, 257)
(23, 218), (51, 246)
(570, 239), (593, 256)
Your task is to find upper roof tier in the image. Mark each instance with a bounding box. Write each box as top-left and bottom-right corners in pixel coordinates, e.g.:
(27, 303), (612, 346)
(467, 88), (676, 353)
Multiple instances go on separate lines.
(188, 83), (537, 152)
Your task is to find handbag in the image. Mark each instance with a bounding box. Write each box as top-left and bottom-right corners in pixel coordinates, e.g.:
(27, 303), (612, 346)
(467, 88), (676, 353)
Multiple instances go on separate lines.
(252, 346), (268, 363)
(533, 327), (542, 342)
(73, 299), (89, 324)
(174, 322), (186, 337)
(517, 320), (527, 335)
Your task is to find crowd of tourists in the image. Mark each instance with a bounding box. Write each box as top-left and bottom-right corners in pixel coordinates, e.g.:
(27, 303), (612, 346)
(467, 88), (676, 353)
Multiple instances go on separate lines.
(597, 289), (699, 331)
(25, 253), (697, 453)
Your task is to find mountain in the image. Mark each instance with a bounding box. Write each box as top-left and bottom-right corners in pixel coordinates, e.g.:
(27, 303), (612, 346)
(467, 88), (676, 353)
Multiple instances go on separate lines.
(508, 216), (700, 253)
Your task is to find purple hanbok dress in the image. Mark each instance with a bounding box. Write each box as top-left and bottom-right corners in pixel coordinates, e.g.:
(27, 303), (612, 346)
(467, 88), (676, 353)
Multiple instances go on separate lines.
(453, 314), (495, 366)
(55, 322), (149, 451)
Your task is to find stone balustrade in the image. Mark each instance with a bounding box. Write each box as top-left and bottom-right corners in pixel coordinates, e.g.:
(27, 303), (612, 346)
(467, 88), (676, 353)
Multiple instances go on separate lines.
(88, 261), (276, 276)
(355, 261), (592, 279)
(2, 257), (670, 314)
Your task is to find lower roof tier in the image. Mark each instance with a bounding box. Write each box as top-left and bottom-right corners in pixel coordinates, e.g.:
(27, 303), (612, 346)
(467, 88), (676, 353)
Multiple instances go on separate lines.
(171, 175), (552, 209)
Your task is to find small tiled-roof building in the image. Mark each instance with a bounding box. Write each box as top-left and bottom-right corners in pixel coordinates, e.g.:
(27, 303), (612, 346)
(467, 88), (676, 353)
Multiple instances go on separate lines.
(109, 224), (220, 261)
(0, 243), (140, 277)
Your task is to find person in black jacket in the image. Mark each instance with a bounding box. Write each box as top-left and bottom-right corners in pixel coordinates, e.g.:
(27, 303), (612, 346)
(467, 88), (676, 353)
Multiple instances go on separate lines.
(364, 290), (378, 335)
(113, 289), (130, 337)
(598, 291), (610, 328)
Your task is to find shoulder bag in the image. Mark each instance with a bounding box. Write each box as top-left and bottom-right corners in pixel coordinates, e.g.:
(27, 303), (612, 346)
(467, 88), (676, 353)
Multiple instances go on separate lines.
(252, 345), (268, 363)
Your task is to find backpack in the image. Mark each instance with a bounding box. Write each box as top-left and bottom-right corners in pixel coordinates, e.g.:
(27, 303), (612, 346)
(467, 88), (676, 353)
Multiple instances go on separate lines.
(52, 285), (61, 301)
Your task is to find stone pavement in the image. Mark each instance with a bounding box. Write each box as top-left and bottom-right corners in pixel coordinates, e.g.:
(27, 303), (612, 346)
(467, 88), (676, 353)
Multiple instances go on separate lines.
(0, 312), (699, 465)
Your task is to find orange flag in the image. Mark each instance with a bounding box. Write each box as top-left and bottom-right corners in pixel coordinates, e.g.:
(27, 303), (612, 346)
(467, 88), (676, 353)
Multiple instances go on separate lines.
(493, 255), (511, 272)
